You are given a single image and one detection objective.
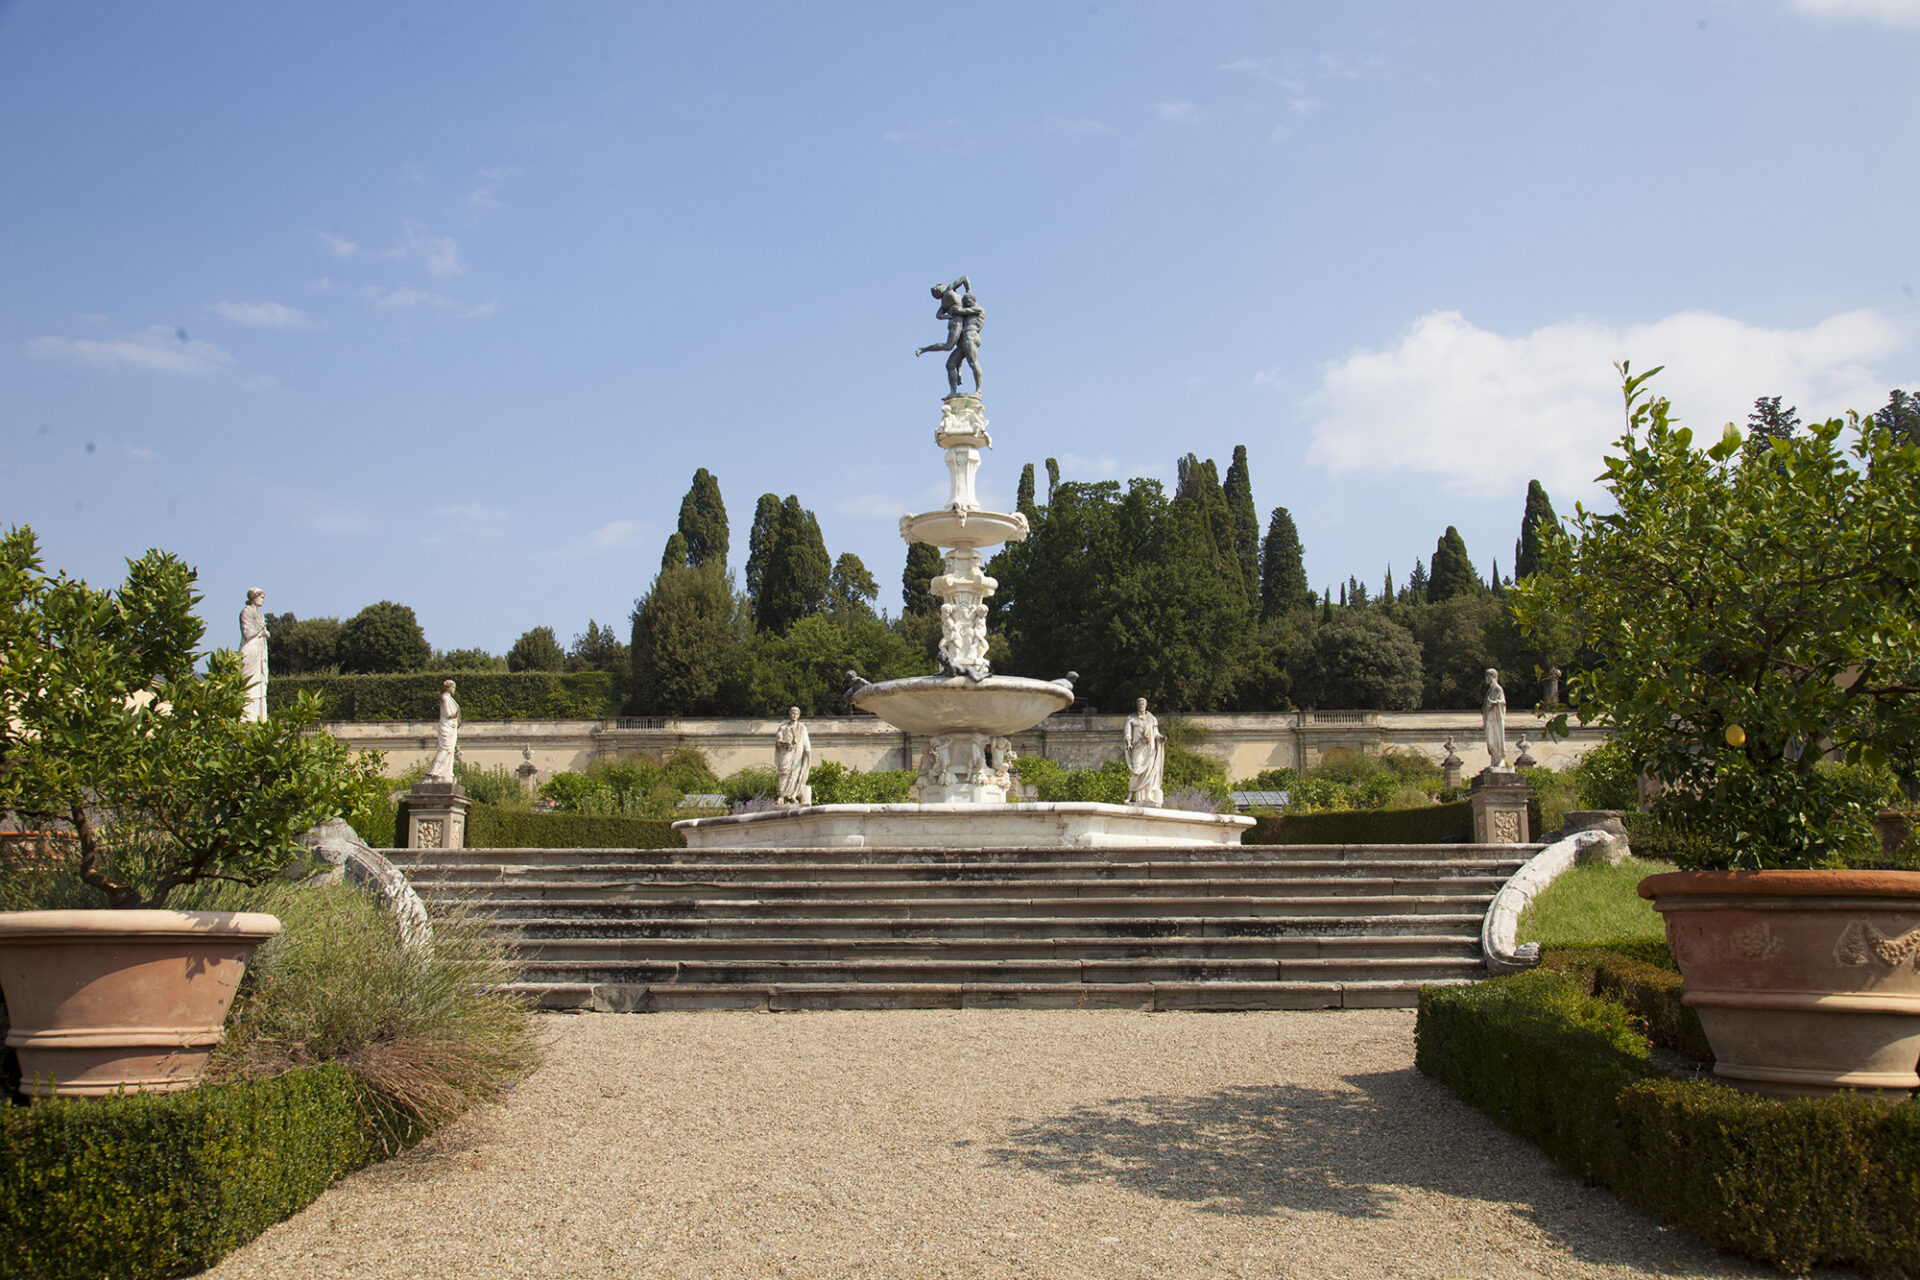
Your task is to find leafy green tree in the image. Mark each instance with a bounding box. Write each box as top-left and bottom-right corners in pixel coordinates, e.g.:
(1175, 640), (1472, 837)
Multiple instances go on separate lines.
(0, 528), (386, 909)
(338, 601), (430, 674)
(1410, 594), (1503, 710)
(1744, 396), (1802, 457)
(567, 619), (629, 676)
(1290, 609), (1423, 710)
(743, 492), (782, 602)
(1045, 457), (1060, 503)
(1513, 480), (1560, 580)
(435, 647), (506, 671)
(1222, 444), (1262, 606)
(506, 625), (566, 673)
(1512, 365), (1920, 868)
(1872, 388), (1920, 447)
(901, 541), (943, 618)
(1258, 506), (1310, 621)
(675, 468), (730, 570)
(754, 496), (831, 634)
(1425, 526), (1480, 602)
(1015, 463), (1037, 519)
(267, 613), (341, 675)
(660, 531), (690, 573)
(828, 552), (879, 620)
(1174, 453), (1246, 607)
(1403, 557), (1429, 603)
(737, 615), (934, 716)
(628, 563), (745, 714)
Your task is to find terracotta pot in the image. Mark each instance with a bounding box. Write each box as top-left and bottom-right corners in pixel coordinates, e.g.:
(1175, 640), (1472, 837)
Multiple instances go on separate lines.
(0, 909), (280, 1099)
(1639, 870), (1920, 1098)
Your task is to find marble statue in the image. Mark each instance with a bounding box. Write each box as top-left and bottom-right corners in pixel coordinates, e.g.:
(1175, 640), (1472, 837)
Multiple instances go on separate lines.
(1482, 669), (1508, 769)
(775, 706), (814, 805)
(238, 588), (269, 722)
(915, 276), (983, 395)
(1124, 697), (1167, 807)
(424, 680), (460, 782)
(1541, 665), (1562, 707)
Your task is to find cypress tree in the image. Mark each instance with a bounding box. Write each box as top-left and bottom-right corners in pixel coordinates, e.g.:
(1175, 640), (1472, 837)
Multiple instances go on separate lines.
(1259, 506), (1310, 622)
(1426, 526), (1479, 602)
(1045, 458), (1060, 504)
(1406, 558), (1429, 602)
(902, 542), (943, 617)
(1383, 565), (1394, 600)
(660, 531), (690, 573)
(1513, 480), (1560, 580)
(1222, 445), (1262, 605)
(744, 493), (782, 601)
(755, 496), (832, 634)
(675, 468), (730, 570)
(1015, 463), (1037, 519)
(1174, 454), (1248, 608)
(629, 563), (742, 714)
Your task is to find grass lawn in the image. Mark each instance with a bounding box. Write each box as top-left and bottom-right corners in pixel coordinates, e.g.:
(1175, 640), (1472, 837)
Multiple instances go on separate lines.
(1516, 855), (1678, 949)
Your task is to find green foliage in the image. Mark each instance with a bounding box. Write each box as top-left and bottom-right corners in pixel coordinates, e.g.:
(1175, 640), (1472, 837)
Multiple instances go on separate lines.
(1517, 855), (1676, 950)
(1246, 801), (1472, 844)
(1513, 366), (1920, 869)
(829, 552), (879, 620)
(807, 761), (915, 804)
(265, 613), (341, 675)
(754, 495), (831, 634)
(901, 541), (943, 618)
(743, 492), (782, 601)
(1222, 445), (1262, 606)
(1513, 479), (1560, 581)
(1015, 462), (1037, 519)
(627, 563), (745, 715)
(0, 1065), (409, 1280)
(1538, 945), (1713, 1062)
(676, 467), (730, 571)
(452, 760), (525, 808)
(660, 531), (690, 573)
(505, 625), (566, 673)
(0, 528), (389, 909)
(1568, 737), (1640, 810)
(337, 600), (431, 674)
(1407, 595), (1506, 710)
(538, 751), (717, 818)
(1013, 755), (1131, 804)
(738, 614), (933, 716)
(465, 802), (684, 849)
(719, 766), (779, 803)
(434, 646), (507, 672)
(1744, 395), (1802, 458)
(1425, 525), (1480, 602)
(271, 670), (616, 721)
(1874, 387), (1920, 447)
(1417, 971), (1920, 1276)
(1292, 609), (1423, 710)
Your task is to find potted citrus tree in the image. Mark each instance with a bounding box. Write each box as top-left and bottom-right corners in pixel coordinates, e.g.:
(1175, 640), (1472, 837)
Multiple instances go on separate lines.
(0, 526), (385, 1098)
(1512, 366), (1920, 1098)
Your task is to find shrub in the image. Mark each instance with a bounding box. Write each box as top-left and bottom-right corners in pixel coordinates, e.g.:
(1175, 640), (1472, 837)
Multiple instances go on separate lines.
(1013, 756), (1129, 804)
(1569, 737), (1640, 811)
(453, 760), (526, 809)
(1248, 801), (1473, 845)
(808, 762), (914, 804)
(1164, 786), (1222, 814)
(337, 601), (431, 674)
(465, 803), (683, 850)
(719, 766), (779, 804)
(271, 670), (616, 721)
(506, 626), (566, 673)
(1539, 945), (1714, 1063)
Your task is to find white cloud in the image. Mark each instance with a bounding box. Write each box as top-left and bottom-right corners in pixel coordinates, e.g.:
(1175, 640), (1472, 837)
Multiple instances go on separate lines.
(124, 444), (158, 461)
(214, 300), (305, 328)
(393, 223), (465, 278)
(590, 520), (644, 550)
(1300, 308), (1906, 501)
(320, 232), (359, 257)
(1153, 100), (1205, 124)
(361, 286), (496, 319)
(1792, 0), (1920, 28)
(27, 325), (235, 377)
(469, 165), (522, 216)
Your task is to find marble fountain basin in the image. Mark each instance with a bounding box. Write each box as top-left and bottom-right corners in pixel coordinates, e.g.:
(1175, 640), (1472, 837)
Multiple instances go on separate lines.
(848, 675), (1073, 736)
(898, 509), (1029, 552)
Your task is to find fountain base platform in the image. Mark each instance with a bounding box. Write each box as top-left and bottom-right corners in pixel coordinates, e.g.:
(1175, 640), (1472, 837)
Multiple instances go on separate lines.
(672, 802), (1254, 851)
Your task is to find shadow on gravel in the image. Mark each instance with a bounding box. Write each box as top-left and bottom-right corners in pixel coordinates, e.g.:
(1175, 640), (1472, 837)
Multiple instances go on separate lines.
(978, 1069), (1749, 1274)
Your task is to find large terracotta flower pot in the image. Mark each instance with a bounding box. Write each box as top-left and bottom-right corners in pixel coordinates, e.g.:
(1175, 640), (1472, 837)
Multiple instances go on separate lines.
(0, 909), (280, 1099)
(1639, 870), (1920, 1098)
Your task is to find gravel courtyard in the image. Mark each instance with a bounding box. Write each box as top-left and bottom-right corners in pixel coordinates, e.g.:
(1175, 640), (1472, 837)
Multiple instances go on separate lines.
(204, 1009), (1826, 1280)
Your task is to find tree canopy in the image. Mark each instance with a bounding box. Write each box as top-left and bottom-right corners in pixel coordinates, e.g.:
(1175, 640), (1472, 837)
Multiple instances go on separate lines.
(507, 625), (566, 673)
(675, 468), (730, 571)
(338, 601), (430, 674)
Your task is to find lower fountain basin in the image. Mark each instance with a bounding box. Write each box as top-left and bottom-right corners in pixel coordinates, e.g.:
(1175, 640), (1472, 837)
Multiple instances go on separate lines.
(849, 674), (1073, 737)
(673, 802), (1254, 850)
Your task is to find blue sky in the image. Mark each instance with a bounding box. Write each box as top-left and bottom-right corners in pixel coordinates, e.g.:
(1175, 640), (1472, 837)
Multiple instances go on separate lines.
(5, 1), (1917, 657)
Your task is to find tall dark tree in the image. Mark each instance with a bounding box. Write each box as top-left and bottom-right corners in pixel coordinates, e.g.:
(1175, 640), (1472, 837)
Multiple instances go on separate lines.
(1258, 507), (1310, 622)
(1873, 389), (1920, 447)
(1347, 575), (1369, 607)
(507, 625), (566, 672)
(743, 493), (782, 602)
(266, 614), (341, 675)
(754, 496), (831, 634)
(1015, 463), (1037, 519)
(337, 601), (430, 674)
(629, 565), (743, 714)
(1426, 526), (1480, 602)
(660, 531), (690, 574)
(1513, 480), (1559, 581)
(901, 541), (942, 617)
(1404, 558), (1429, 603)
(675, 468), (730, 570)
(1222, 445), (1262, 605)
(1745, 396), (1803, 455)
(829, 552), (879, 619)
(1382, 566), (1394, 601)
(1173, 453), (1247, 609)
(1045, 457), (1060, 503)
(567, 620), (629, 678)
(1291, 610), (1423, 710)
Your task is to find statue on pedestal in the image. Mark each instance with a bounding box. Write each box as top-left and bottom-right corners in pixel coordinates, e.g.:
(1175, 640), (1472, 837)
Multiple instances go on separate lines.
(425, 680), (460, 782)
(1482, 669), (1508, 769)
(1124, 697), (1167, 807)
(915, 275), (983, 395)
(775, 706), (814, 805)
(238, 589), (269, 722)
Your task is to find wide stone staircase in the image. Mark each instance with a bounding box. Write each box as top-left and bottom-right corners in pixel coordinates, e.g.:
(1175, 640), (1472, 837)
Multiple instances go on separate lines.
(398, 841), (1537, 1011)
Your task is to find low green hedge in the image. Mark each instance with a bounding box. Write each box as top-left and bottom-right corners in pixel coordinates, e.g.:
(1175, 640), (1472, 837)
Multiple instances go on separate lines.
(1541, 944), (1715, 1063)
(270, 671), (616, 722)
(1417, 971), (1920, 1275)
(1246, 796), (1546, 845)
(1, 1065), (419, 1280)
(464, 803), (684, 850)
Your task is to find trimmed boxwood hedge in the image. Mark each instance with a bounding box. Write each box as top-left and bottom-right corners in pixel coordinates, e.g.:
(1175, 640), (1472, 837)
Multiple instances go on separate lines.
(1541, 944), (1716, 1063)
(269, 670), (616, 722)
(1246, 796), (1546, 845)
(0, 1065), (420, 1280)
(464, 803), (684, 850)
(1417, 970), (1920, 1275)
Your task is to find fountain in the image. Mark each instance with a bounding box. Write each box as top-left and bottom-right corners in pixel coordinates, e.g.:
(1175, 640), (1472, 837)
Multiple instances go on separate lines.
(673, 281), (1252, 850)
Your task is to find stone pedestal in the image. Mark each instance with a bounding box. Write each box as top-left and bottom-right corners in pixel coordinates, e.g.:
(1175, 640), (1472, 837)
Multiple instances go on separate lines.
(406, 780), (469, 850)
(1469, 768), (1531, 844)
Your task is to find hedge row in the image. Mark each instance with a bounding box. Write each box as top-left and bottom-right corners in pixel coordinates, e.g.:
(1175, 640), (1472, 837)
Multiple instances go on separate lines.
(0, 1065), (420, 1280)
(268, 671), (616, 722)
(1540, 944), (1715, 1062)
(1417, 971), (1920, 1275)
(464, 803), (685, 850)
(1245, 796), (1548, 845)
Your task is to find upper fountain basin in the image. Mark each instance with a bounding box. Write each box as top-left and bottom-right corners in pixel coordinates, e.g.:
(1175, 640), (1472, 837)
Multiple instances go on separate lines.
(898, 508), (1029, 552)
(849, 674), (1073, 737)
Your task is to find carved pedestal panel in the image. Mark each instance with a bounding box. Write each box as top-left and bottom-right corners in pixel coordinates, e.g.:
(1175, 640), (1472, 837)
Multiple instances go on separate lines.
(1469, 768), (1531, 844)
(407, 780), (470, 850)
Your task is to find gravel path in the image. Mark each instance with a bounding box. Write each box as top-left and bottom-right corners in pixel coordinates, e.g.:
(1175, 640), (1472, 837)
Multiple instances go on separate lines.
(205, 1010), (1826, 1280)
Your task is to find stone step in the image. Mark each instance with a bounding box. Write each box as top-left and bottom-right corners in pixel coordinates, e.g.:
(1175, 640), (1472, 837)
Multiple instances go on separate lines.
(438, 892), (1493, 920)
(508, 954), (1485, 988)
(398, 843), (1538, 869)
(471, 912), (1485, 940)
(412, 875), (1510, 904)
(404, 858), (1527, 885)
(509, 934), (1484, 963)
(508, 977), (1473, 1012)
